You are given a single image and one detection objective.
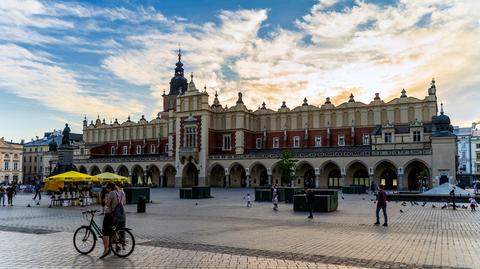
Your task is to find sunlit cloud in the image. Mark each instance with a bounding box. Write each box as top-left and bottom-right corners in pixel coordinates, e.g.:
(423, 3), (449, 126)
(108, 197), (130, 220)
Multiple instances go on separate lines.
(0, 0), (479, 136)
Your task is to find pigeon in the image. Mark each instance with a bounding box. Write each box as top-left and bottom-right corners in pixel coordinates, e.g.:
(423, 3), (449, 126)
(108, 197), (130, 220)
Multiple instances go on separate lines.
(370, 199), (374, 201)
(195, 202), (198, 206)
(410, 201), (414, 206)
(414, 202), (419, 205)
(342, 196), (344, 200)
(441, 204), (447, 209)
(432, 204), (436, 208)
(362, 198), (365, 200)
(401, 202), (407, 206)
(422, 202), (427, 207)
(27, 204), (31, 207)
(400, 209), (404, 213)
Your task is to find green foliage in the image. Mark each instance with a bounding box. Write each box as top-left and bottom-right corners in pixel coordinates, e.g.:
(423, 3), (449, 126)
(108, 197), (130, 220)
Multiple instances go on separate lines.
(278, 150), (297, 185)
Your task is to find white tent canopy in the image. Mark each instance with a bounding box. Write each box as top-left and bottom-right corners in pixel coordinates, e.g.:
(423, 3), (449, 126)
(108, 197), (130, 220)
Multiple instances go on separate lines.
(422, 183), (472, 196)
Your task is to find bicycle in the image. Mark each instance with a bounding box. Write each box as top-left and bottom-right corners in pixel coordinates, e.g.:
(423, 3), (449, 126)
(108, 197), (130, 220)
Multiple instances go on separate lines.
(73, 209), (135, 258)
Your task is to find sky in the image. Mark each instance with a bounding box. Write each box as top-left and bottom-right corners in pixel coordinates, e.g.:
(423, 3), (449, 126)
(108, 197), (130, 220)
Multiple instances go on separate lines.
(0, 0), (479, 142)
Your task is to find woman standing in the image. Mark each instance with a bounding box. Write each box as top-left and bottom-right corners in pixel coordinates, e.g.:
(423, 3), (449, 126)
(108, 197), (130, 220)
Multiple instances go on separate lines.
(100, 183), (115, 259)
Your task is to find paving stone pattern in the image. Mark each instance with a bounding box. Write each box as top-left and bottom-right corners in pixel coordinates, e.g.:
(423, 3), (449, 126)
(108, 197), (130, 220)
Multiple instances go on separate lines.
(0, 188), (479, 268)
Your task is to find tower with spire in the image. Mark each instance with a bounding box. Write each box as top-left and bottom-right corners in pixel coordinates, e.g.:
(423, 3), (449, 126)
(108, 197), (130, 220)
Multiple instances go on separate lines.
(163, 48), (189, 111)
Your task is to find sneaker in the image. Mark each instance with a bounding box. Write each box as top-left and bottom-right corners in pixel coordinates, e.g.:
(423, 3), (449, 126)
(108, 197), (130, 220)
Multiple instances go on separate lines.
(308, 215), (313, 219)
(374, 222), (380, 225)
(382, 223), (388, 227)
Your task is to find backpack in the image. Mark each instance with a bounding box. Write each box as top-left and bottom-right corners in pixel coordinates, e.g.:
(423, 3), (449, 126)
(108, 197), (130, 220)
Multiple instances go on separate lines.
(112, 191), (125, 223)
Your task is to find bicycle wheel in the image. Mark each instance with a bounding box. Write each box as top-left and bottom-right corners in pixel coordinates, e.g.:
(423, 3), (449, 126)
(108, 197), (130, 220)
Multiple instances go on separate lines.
(110, 228), (135, 258)
(73, 226), (97, 255)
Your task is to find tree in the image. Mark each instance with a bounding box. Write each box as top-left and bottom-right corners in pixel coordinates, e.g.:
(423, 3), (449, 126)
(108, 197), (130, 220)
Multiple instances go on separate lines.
(278, 150), (297, 186)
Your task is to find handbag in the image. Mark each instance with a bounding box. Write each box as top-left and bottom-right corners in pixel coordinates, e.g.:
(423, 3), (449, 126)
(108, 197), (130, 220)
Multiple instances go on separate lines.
(112, 191), (125, 223)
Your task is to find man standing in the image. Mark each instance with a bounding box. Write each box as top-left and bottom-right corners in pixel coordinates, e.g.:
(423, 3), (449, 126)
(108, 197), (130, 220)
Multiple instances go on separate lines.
(304, 187), (314, 219)
(450, 187), (456, 210)
(374, 184), (388, 227)
(6, 185), (15, 206)
(32, 180), (42, 204)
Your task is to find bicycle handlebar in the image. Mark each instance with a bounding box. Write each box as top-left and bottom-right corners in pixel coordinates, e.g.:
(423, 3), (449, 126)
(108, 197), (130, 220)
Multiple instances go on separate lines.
(82, 209), (101, 215)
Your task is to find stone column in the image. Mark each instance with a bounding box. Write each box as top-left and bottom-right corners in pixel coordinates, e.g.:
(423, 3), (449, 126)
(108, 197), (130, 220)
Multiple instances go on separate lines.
(398, 168), (404, 191)
(315, 175), (320, 188)
(268, 175), (272, 186)
(225, 175), (230, 188)
(246, 175), (251, 188)
(398, 175), (404, 191)
(160, 173), (164, 188)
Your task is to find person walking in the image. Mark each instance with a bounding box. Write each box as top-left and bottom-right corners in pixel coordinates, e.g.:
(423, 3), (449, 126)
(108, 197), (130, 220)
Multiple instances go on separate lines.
(374, 184), (388, 227)
(32, 180), (42, 204)
(246, 193), (252, 207)
(0, 185), (5, 207)
(469, 196), (477, 212)
(6, 185), (15, 206)
(304, 187), (314, 219)
(273, 192), (279, 211)
(450, 187), (456, 210)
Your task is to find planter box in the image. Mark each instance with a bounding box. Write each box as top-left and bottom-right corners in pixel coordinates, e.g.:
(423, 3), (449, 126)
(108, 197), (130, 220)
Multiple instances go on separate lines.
(342, 185), (367, 194)
(255, 189), (272, 202)
(179, 188), (192, 199)
(293, 191), (338, 212)
(123, 187), (150, 204)
(192, 186), (211, 199)
(180, 187), (212, 199)
(283, 187), (304, 203)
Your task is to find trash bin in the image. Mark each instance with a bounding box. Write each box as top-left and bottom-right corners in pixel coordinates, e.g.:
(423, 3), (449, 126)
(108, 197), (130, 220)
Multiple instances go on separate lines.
(137, 195), (146, 213)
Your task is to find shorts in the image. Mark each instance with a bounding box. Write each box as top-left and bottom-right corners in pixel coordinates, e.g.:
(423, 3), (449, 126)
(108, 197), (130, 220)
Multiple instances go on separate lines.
(102, 213), (114, 236)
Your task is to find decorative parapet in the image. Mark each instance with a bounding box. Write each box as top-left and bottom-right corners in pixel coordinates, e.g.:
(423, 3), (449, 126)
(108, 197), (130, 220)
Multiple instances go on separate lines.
(75, 154), (173, 164)
(209, 146), (432, 160)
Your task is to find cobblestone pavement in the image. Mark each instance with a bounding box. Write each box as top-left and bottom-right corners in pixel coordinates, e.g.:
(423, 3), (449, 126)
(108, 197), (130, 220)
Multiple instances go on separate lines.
(0, 188), (478, 268)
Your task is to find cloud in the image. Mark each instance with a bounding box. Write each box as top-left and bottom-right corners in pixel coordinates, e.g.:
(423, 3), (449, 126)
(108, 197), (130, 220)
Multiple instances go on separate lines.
(0, 43), (143, 119)
(1, 0), (479, 131)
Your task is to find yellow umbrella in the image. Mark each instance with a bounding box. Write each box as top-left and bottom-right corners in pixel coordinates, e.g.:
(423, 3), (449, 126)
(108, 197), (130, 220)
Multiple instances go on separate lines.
(43, 180), (64, 192)
(46, 171), (99, 183)
(95, 172), (129, 184)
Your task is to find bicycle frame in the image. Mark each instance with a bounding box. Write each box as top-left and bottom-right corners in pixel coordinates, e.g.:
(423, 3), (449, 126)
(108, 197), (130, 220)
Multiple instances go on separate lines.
(86, 212), (103, 238)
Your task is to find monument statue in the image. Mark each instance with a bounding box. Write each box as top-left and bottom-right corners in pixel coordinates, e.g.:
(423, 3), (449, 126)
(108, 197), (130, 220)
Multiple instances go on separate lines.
(62, 123), (71, 145)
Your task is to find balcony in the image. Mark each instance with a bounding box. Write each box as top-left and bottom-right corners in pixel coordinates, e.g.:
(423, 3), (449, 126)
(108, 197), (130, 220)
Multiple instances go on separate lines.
(179, 146), (199, 163)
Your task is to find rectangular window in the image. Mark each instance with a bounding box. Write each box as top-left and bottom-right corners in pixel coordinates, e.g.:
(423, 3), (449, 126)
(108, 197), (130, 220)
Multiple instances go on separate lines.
(136, 145), (142, 154)
(13, 162), (18, 171)
(29, 156), (32, 162)
(273, 137), (279, 149)
(150, 144), (156, 154)
(123, 146), (128, 155)
(384, 132), (392, 143)
(477, 152), (480, 160)
(111, 146), (116, 155)
(413, 131), (421, 142)
(256, 138), (262, 149)
(476, 144), (480, 149)
(34, 156), (37, 162)
(165, 144), (169, 153)
(315, 136), (322, 147)
(363, 134), (370, 145)
(223, 134), (232, 151)
(4, 161), (9, 170)
(185, 126), (197, 147)
(338, 135), (345, 146)
(293, 136), (300, 148)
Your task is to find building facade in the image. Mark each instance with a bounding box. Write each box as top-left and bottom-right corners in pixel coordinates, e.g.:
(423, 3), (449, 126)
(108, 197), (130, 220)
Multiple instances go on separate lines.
(471, 123), (480, 181)
(454, 126), (473, 186)
(74, 53), (457, 191)
(0, 137), (23, 184)
(23, 131), (83, 183)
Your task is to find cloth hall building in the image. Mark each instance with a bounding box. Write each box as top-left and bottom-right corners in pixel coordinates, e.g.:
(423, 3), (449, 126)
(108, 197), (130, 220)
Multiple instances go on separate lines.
(74, 52), (457, 191)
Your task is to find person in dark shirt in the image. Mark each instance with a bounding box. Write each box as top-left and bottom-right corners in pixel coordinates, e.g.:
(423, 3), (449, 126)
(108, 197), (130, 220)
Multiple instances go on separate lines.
(374, 184), (388, 227)
(6, 185), (16, 206)
(304, 187), (314, 219)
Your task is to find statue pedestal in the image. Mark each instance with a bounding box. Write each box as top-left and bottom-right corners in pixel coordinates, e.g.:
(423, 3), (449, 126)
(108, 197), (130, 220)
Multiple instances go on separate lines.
(53, 144), (78, 175)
